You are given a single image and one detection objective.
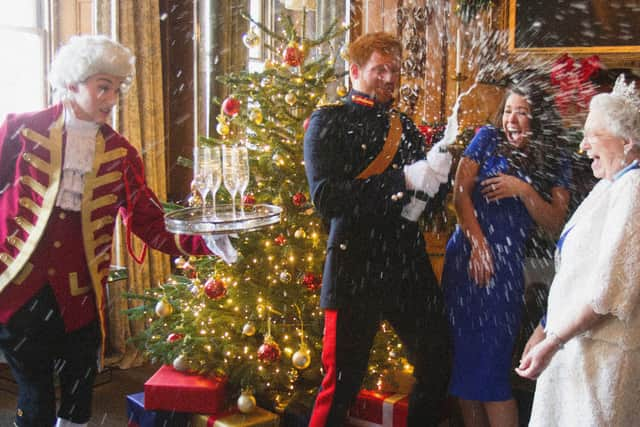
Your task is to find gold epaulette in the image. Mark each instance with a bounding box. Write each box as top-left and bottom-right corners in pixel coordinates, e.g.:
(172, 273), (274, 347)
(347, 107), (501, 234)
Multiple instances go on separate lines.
(315, 98), (344, 110)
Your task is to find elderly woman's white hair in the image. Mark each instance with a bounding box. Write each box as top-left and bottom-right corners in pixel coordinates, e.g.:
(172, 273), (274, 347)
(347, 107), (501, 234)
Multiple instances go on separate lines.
(49, 34), (135, 102)
(588, 74), (640, 146)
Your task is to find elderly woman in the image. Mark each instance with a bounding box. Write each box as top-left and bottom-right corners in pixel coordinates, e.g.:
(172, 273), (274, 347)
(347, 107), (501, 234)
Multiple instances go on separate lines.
(516, 74), (640, 426)
(0, 35), (233, 427)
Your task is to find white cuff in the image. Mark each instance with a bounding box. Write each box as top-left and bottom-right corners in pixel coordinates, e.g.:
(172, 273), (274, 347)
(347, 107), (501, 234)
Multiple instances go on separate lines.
(203, 235), (238, 264)
(401, 197), (427, 222)
(56, 419), (87, 427)
(426, 148), (452, 181)
(419, 164), (445, 198)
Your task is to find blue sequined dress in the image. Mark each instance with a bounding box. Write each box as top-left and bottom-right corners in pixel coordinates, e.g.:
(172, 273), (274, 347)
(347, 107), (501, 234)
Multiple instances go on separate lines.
(442, 126), (567, 401)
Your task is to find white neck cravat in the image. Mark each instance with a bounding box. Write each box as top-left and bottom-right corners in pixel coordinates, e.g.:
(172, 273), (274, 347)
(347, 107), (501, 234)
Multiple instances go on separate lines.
(55, 107), (99, 211)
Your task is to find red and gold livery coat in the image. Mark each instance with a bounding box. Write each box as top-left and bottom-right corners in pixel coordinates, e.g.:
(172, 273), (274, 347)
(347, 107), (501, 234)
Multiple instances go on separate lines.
(0, 104), (211, 361)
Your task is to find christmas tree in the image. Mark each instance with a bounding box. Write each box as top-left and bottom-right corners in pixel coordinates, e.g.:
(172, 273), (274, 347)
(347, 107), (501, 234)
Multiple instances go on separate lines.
(127, 11), (414, 409)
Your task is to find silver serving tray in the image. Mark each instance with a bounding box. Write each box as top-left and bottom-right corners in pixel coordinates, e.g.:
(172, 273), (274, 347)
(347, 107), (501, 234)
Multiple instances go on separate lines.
(165, 204), (282, 235)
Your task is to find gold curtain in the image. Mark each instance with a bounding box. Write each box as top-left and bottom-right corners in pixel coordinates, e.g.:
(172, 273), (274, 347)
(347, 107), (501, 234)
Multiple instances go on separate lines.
(98, 0), (171, 368)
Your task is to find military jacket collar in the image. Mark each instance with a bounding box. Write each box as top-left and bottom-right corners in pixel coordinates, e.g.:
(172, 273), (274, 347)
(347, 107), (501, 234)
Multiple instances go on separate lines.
(346, 90), (394, 112)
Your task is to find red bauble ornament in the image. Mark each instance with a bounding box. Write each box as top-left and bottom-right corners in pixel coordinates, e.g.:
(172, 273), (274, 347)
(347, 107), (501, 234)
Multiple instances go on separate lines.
(274, 234), (287, 246)
(303, 117), (310, 132)
(257, 336), (281, 362)
(283, 42), (303, 67)
(292, 192), (307, 207)
(167, 333), (184, 343)
(204, 277), (227, 300)
(302, 272), (322, 291)
(222, 96), (241, 116)
(243, 193), (256, 206)
(418, 124), (444, 147)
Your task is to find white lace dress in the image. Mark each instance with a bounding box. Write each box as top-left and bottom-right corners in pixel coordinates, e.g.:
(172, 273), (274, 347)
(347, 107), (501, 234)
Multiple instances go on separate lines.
(528, 167), (640, 427)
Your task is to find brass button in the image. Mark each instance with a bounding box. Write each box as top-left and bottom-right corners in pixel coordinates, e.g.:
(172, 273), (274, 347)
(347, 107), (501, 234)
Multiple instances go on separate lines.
(53, 241), (62, 248)
(339, 243), (347, 250)
(17, 408), (23, 417)
(391, 194), (398, 201)
(396, 192), (404, 199)
(47, 268), (56, 276)
(59, 212), (66, 220)
(22, 153), (30, 161)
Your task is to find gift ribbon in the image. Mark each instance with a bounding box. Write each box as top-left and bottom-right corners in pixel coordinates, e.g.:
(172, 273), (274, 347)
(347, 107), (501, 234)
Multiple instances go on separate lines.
(347, 393), (407, 427)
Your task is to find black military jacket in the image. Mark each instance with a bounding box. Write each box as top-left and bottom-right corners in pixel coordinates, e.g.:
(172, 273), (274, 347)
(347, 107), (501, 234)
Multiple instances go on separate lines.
(303, 90), (441, 309)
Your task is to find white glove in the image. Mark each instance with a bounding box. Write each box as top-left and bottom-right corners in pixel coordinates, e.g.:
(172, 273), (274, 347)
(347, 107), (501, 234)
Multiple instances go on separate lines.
(203, 235), (238, 264)
(426, 141), (453, 182)
(56, 418), (87, 427)
(401, 196), (427, 222)
(403, 160), (442, 198)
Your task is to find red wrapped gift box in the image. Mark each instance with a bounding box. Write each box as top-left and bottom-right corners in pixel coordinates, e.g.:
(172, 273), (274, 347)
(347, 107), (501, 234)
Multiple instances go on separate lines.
(347, 390), (408, 427)
(144, 365), (227, 414)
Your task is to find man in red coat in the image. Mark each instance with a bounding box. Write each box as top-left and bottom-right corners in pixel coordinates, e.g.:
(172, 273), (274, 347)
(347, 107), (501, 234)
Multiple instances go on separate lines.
(0, 35), (233, 427)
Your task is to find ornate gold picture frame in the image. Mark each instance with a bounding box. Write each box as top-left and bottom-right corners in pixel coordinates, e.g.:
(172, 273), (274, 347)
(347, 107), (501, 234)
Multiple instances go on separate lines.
(507, 0), (640, 66)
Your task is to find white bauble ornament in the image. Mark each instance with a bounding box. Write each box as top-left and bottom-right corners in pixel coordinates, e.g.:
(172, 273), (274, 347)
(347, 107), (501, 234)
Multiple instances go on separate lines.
(237, 390), (256, 414)
(172, 354), (189, 372)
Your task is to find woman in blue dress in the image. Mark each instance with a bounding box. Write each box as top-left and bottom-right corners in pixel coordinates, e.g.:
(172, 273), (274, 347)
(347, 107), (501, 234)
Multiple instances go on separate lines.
(441, 79), (571, 426)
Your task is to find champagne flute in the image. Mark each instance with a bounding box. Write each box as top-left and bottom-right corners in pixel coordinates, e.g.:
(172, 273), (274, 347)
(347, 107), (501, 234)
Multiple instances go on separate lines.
(236, 146), (250, 216)
(222, 145), (240, 217)
(206, 146), (222, 216)
(193, 146), (212, 215)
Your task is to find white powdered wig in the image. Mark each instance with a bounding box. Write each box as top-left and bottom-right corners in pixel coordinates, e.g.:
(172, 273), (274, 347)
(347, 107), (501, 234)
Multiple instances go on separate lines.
(49, 34), (135, 102)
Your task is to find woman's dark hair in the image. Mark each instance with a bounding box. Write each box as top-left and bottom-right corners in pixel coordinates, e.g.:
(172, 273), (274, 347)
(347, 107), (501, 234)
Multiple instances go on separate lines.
(493, 74), (568, 201)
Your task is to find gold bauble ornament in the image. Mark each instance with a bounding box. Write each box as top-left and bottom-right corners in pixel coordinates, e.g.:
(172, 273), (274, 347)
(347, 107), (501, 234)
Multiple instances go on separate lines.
(336, 84), (348, 97)
(264, 59), (276, 70)
(339, 45), (349, 61)
(248, 108), (263, 124)
(174, 256), (187, 269)
(216, 122), (230, 136)
(294, 228), (306, 239)
(272, 153), (284, 166)
(292, 346), (311, 370)
(242, 322), (257, 337)
(242, 29), (260, 49)
(187, 192), (201, 207)
(285, 92), (297, 106)
(154, 299), (173, 318)
(237, 390), (256, 414)
(260, 77), (272, 88)
(279, 271), (292, 283)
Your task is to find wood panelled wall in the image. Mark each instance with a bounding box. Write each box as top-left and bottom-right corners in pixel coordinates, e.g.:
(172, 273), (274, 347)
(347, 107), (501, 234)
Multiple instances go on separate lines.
(159, 0), (195, 203)
(160, 0), (247, 202)
(352, 0), (503, 129)
(53, 0), (94, 46)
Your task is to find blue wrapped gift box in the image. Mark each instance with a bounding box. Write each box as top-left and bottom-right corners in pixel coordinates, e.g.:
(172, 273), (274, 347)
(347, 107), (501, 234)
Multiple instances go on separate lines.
(127, 392), (190, 427)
